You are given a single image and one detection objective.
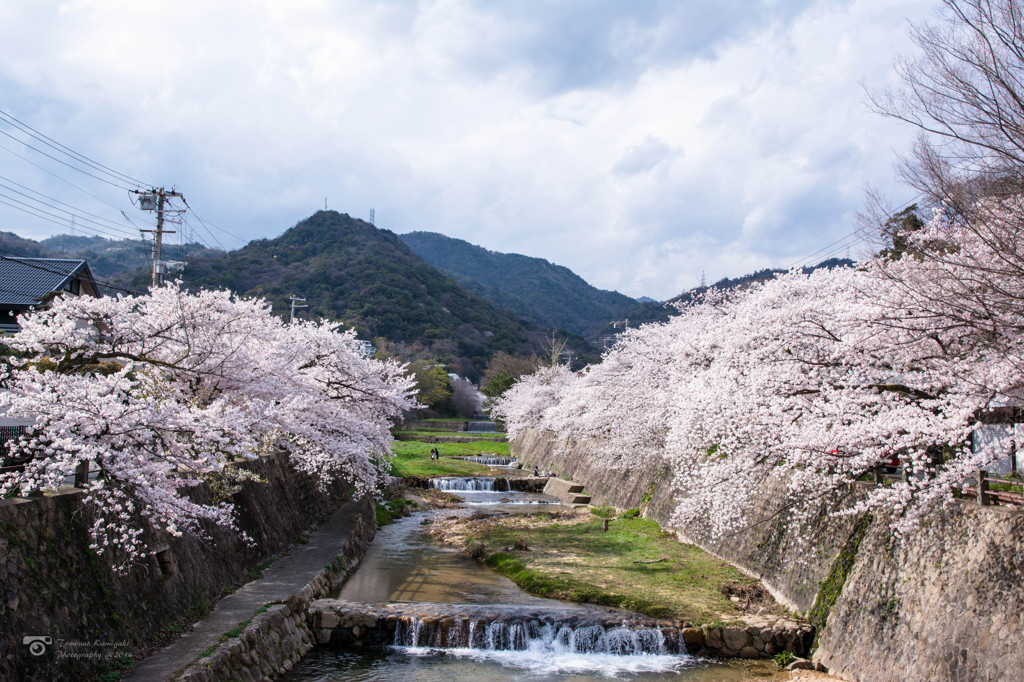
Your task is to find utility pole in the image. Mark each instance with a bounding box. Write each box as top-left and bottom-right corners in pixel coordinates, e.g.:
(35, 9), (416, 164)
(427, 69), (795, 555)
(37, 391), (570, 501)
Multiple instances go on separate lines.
(289, 295), (307, 323)
(135, 188), (184, 288)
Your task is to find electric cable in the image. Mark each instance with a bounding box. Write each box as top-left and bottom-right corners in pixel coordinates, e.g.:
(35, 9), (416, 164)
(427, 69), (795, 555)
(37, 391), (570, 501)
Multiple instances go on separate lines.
(0, 110), (151, 189)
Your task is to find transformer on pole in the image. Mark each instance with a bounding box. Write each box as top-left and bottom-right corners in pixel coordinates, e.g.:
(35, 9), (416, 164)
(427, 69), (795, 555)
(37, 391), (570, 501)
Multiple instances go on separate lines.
(289, 295), (307, 323)
(134, 188), (184, 288)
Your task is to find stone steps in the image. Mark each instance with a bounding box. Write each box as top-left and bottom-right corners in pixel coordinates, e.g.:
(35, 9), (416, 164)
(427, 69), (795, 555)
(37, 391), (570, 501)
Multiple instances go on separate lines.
(543, 478), (591, 506)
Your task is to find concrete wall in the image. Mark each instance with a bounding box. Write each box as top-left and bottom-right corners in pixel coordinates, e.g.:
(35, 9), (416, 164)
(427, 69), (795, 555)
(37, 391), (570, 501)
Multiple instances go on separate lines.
(513, 428), (1024, 681)
(0, 451), (355, 682)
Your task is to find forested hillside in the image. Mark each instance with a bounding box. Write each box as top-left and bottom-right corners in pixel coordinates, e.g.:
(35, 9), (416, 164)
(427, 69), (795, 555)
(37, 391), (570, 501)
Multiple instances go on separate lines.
(400, 231), (636, 337)
(41, 234), (222, 286)
(181, 211), (538, 378)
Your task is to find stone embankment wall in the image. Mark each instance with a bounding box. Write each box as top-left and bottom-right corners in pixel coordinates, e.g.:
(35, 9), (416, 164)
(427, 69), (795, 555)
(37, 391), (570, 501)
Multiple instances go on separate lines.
(1, 451), (355, 682)
(172, 499), (376, 682)
(513, 428), (1024, 682)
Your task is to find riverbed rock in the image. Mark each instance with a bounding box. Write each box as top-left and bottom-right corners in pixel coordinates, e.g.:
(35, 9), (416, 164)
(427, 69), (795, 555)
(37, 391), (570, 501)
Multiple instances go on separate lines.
(682, 627), (703, 647)
(723, 627), (749, 650)
(705, 627), (724, 649)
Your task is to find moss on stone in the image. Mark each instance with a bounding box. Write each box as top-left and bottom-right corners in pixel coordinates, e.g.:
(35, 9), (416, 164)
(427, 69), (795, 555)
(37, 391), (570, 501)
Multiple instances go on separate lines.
(807, 513), (871, 649)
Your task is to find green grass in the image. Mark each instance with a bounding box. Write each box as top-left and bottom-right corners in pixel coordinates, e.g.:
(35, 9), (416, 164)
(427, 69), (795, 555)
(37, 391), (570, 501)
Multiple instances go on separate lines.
(388, 440), (510, 477)
(459, 513), (755, 622)
(375, 498), (418, 526)
(393, 429), (507, 440)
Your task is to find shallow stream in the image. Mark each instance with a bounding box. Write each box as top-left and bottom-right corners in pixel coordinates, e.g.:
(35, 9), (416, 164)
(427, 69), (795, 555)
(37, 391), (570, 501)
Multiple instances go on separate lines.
(281, 477), (791, 681)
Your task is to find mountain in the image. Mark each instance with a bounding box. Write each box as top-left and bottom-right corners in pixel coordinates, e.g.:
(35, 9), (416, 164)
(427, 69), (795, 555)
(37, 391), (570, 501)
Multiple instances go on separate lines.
(179, 211), (539, 378)
(0, 231), (59, 259)
(400, 231), (636, 337)
(40, 234), (223, 288)
(615, 258), (857, 330)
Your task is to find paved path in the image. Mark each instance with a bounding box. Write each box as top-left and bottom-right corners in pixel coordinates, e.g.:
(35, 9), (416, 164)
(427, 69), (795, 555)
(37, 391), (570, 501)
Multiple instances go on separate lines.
(125, 497), (371, 682)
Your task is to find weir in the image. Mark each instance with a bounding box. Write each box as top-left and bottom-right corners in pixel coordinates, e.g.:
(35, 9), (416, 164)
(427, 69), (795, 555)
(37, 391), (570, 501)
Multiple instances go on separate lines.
(429, 476), (510, 491)
(460, 455), (517, 466)
(466, 420), (499, 433)
(310, 600), (692, 655)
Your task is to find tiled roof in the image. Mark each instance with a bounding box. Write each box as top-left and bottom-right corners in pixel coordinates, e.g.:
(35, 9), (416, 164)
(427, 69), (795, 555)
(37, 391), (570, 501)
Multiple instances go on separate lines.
(0, 258), (91, 306)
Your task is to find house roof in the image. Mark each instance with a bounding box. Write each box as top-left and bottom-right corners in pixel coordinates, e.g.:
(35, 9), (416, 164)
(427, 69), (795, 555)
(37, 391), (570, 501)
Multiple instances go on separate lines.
(0, 257), (98, 308)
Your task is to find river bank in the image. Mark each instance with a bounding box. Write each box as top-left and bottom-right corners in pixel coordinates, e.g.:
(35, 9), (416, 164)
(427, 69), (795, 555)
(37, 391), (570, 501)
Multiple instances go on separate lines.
(428, 506), (784, 623)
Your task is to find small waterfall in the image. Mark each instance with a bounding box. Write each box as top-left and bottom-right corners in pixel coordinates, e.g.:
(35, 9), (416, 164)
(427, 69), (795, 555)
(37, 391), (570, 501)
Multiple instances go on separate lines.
(429, 477), (509, 492)
(462, 456), (516, 466)
(393, 615), (672, 656)
(466, 421), (499, 433)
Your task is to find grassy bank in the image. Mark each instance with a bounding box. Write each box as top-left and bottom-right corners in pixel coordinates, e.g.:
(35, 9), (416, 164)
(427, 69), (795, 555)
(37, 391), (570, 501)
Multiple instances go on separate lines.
(388, 440), (511, 477)
(393, 429), (508, 440)
(431, 508), (776, 623)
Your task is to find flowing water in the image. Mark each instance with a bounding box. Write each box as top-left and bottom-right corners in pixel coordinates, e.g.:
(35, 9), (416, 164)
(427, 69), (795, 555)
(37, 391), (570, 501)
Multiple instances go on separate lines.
(283, 477), (792, 681)
(430, 476), (510, 492)
(461, 456), (518, 466)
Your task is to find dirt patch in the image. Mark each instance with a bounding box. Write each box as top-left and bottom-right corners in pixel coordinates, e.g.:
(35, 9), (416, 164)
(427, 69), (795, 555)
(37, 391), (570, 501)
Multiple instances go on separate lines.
(403, 487), (463, 509)
(721, 580), (789, 617)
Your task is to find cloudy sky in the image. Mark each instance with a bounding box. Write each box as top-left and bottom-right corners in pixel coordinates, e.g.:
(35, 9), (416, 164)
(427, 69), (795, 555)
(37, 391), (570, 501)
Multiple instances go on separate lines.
(0, 0), (937, 300)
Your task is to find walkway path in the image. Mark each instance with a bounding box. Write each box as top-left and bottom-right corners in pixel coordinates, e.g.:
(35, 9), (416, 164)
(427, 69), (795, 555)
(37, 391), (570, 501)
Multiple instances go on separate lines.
(125, 497), (372, 682)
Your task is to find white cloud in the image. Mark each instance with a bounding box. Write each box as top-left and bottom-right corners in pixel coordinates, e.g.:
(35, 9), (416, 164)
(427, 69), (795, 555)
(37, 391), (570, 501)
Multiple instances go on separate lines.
(0, 0), (937, 300)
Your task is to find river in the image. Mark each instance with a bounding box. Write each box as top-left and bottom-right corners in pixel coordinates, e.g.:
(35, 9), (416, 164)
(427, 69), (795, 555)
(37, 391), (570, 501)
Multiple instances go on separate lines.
(280, 481), (791, 681)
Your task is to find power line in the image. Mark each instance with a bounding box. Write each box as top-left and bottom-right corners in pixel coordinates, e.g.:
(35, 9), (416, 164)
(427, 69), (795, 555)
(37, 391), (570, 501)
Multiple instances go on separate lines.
(0, 109), (151, 189)
(787, 193), (927, 270)
(181, 198), (244, 248)
(0, 176), (141, 238)
(0, 141), (144, 230)
(0, 127), (137, 192)
(0, 190), (140, 242)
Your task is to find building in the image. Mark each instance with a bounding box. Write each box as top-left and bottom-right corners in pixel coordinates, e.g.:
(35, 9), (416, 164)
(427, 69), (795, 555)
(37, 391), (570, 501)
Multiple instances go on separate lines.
(0, 257), (101, 333)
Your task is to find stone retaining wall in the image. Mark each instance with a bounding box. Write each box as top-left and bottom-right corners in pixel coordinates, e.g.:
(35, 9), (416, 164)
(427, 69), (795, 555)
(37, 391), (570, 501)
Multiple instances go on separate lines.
(512, 428), (1024, 681)
(172, 498), (376, 682)
(1, 451), (355, 682)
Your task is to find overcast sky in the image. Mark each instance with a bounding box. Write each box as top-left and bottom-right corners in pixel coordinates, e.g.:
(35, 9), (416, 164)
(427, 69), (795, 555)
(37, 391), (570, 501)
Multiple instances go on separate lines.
(0, 0), (937, 300)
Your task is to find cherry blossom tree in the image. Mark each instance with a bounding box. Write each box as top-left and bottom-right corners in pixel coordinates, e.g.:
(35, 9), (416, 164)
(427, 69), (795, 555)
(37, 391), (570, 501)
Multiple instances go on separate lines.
(0, 284), (415, 569)
(496, 245), (1020, 539)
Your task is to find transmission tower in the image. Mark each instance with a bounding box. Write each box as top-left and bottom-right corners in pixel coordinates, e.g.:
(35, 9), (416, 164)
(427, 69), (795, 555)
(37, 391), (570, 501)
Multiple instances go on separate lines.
(369, 208), (375, 226)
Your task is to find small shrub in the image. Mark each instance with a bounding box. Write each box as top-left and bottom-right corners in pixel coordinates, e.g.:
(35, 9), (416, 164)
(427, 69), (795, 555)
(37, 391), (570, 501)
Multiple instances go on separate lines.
(773, 650), (796, 667)
(589, 505), (615, 518)
(619, 508), (640, 519)
(467, 542), (487, 560)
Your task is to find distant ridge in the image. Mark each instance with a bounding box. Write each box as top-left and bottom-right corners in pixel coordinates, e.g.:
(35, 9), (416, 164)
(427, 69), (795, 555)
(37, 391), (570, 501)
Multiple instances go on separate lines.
(400, 231), (636, 337)
(615, 257), (856, 330)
